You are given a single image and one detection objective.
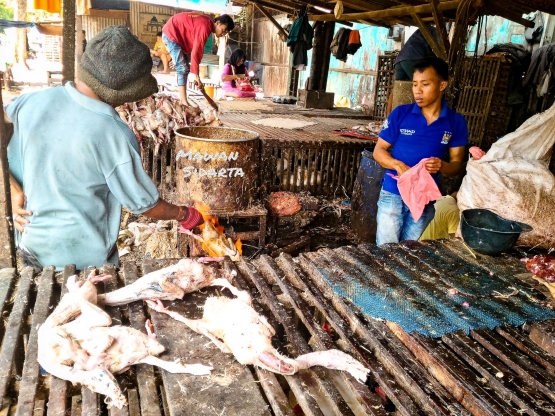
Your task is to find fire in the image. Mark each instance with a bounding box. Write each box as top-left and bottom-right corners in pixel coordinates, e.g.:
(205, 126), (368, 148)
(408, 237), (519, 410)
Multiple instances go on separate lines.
(194, 201), (243, 256)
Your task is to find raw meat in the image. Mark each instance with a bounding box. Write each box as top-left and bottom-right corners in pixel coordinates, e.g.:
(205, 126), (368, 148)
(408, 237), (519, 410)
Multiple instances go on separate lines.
(38, 270), (213, 409)
(116, 94), (221, 154)
(469, 146), (486, 160)
(523, 255), (555, 282)
(268, 192), (302, 216)
(522, 255), (555, 298)
(97, 258), (232, 306)
(147, 287), (369, 383)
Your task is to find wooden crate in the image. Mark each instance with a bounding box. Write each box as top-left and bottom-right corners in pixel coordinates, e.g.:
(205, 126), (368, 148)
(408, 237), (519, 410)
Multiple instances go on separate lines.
(372, 53), (398, 121)
(482, 61), (513, 151)
(456, 56), (513, 150)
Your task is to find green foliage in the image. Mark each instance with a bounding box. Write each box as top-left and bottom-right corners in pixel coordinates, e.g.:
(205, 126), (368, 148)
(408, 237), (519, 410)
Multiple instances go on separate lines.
(0, 1), (14, 20)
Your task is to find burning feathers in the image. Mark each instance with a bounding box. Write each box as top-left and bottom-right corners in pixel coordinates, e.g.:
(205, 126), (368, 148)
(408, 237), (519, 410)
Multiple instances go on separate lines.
(179, 206), (242, 261)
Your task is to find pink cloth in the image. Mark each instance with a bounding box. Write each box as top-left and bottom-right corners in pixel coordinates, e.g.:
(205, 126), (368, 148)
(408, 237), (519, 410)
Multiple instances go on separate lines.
(397, 158), (442, 221)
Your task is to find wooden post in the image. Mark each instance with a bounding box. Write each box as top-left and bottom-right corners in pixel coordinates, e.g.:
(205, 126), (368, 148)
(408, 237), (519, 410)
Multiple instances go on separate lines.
(308, 21), (335, 91)
(0, 93), (16, 269)
(218, 35), (226, 76)
(411, 13), (448, 61)
(62, 0), (76, 83)
(429, 0), (450, 56)
(75, 15), (83, 67)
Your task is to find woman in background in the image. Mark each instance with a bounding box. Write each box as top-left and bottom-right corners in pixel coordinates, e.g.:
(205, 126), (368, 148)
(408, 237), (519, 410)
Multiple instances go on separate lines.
(221, 49), (256, 98)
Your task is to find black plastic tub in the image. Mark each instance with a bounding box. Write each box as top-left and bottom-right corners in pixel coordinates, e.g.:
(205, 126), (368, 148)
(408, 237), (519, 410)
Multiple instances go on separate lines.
(461, 209), (533, 255)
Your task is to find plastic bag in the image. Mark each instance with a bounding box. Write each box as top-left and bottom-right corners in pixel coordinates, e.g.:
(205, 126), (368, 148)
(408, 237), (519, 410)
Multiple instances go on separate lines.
(458, 102), (555, 248)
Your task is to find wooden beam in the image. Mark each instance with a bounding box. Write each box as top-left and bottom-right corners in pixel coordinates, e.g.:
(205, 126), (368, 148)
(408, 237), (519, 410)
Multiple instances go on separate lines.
(329, 0), (382, 11)
(62, 0), (76, 83)
(430, 0), (450, 54)
(0, 93), (15, 269)
(411, 13), (448, 61)
(255, 4), (289, 41)
(310, 0), (462, 22)
(250, 0), (295, 14)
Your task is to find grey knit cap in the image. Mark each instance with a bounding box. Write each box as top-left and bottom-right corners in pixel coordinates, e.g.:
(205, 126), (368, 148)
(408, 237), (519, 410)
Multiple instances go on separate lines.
(77, 25), (158, 105)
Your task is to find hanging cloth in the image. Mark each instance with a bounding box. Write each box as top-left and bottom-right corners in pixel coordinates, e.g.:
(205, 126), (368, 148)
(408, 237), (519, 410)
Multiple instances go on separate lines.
(287, 10), (314, 70)
(76, 0), (91, 16)
(331, 28), (351, 62)
(346, 30), (361, 55)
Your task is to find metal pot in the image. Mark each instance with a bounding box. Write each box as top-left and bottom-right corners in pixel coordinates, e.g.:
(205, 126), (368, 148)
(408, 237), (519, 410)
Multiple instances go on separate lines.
(175, 126), (259, 211)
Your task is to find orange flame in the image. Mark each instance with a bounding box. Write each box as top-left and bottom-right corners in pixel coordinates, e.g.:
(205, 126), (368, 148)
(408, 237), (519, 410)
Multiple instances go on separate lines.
(194, 202), (225, 233)
(194, 201), (242, 257)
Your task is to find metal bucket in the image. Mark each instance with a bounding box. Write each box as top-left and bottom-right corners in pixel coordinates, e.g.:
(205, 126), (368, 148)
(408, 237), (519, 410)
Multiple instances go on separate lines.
(175, 126), (260, 211)
(351, 150), (386, 243)
(461, 209), (533, 255)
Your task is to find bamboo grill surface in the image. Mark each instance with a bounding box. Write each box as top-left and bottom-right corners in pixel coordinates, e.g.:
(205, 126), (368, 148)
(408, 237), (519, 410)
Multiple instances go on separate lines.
(0, 240), (554, 414)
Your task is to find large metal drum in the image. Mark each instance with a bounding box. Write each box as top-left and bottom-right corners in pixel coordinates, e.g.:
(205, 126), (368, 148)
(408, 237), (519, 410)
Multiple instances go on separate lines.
(175, 126), (259, 211)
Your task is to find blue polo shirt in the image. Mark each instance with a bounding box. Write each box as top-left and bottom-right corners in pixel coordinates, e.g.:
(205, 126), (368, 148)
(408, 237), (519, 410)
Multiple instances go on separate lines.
(379, 101), (468, 195)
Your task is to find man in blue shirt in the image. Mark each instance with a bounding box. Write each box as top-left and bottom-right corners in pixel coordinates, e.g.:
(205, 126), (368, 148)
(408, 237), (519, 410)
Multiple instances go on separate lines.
(374, 57), (468, 246)
(8, 26), (203, 271)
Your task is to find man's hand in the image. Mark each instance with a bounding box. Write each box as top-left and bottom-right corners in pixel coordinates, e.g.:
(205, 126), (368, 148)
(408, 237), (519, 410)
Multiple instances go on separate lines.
(10, 178), (32, 233)
(394, 161), (411, 177)
(194, 74), (203, 88)
(425, 157), (442, 174)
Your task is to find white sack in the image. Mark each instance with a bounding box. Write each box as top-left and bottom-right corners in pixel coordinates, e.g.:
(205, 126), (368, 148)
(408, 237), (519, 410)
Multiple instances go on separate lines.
(457, 102), (555, 248)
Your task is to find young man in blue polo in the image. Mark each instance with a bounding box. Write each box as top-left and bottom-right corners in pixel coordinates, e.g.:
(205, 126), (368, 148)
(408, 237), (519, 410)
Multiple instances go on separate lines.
(374, 57), (468, 246)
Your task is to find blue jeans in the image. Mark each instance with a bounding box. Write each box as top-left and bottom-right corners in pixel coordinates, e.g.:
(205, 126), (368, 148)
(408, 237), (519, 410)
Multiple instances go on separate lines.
(376, 189), (435, 246)
(162, 33), (190, 86)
